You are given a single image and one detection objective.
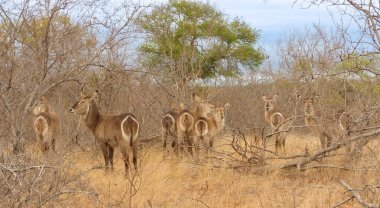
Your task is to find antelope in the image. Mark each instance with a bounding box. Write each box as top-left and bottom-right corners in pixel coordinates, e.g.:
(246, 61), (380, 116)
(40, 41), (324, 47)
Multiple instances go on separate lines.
(161, 93), (215, 153)
(161, 103), (184, 151)
(303, 96), (334, 148)
(193, 103), (230, 154)
(177, 107), (195, 153)
(70, 90), (139, 172)
(33, 96), (60, 152)
(262, 94), (288, 155)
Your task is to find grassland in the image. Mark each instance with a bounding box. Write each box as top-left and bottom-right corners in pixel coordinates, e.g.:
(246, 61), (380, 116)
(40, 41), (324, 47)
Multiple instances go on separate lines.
(55, 134), (380, 207)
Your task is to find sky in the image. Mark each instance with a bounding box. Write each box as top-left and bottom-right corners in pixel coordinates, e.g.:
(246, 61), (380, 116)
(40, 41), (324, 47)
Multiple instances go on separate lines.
(208, 0), (338, 60)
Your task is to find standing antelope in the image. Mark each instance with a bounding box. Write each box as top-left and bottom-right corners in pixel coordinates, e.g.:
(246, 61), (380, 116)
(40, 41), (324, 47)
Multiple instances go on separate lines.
(70, 90), (139, 172)
(303, 96), (334, 148)
(161, 102), (186, 151)
(33, 96), (61, 152)
(161, 93), (215, 153)
(262, 94), (288, 155)
(193, 103), (230, 154)
(177, 107), (195, 153)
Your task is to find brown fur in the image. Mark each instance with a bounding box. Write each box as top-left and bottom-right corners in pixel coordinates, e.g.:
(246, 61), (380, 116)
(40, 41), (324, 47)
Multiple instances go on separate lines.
(33, 97), (60, 153)
(262, 94), (288, 155)
(70, 91), (139, 172)
(303, 97), (335, 149)
(193, 103), (230, 154)
(161, 110), (179, 149)
(161, 93), (215, 153)
(177, 109), (195, 153)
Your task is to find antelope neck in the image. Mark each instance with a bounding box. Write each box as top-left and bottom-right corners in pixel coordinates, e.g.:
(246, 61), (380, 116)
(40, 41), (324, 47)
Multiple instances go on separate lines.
(265, 108), (276, 122)
(84, 101), (100, 132)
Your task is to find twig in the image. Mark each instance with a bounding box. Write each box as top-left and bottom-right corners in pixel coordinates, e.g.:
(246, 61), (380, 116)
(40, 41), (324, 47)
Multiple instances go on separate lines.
(339, 179), (380, 208)
(266, 153), (309, 160)
(332, 196), (354, 208)
(185, 197), (210, 208)
(280, 128), (380, 170)
(1, 165), (57, 173)
(31, 164), (45, 187)
(300, 164), (379, 172)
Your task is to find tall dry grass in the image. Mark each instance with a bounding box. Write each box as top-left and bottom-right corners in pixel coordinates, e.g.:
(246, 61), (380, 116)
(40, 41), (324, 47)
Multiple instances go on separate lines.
(56, 133), (380, 207)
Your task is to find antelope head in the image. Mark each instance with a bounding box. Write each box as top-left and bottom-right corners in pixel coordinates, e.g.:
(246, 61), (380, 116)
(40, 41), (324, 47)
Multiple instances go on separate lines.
(303, 97), (317, 117)
(70, 90), (99, 115)
(192, 93), (216, 117)
(262, 94), (278, 113)
(209, 103), (230, 121)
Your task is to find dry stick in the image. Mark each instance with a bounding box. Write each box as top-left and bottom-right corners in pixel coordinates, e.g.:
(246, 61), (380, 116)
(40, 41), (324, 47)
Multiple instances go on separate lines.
(299, 164), (379, 172)
(266, 153), (309, 160)
(339, 180), (380, 208)
(231, 132), (258, 162)
(279, 128), (380, 170)
(259, 127), (266, 165)
(332, 196), (354, 208)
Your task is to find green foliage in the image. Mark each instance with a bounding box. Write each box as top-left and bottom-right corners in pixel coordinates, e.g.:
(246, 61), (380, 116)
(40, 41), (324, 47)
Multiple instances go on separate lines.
(335, 53), (378, 78)
(137, 0), (265, 82)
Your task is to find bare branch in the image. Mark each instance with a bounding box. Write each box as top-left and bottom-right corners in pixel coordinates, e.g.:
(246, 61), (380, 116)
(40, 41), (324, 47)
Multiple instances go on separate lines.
(339, 179), (380, 208)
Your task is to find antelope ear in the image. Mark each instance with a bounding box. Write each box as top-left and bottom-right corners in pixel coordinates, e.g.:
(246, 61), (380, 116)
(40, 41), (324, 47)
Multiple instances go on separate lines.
(262, 95), (268, 102)
(91, 90), (99, 100)
(80, 91), (86, 98)
(192, 93), (202, 103)
(224, 103), (230, 109)
(178, 103), (186, 111)
(273, 94), (278, 101)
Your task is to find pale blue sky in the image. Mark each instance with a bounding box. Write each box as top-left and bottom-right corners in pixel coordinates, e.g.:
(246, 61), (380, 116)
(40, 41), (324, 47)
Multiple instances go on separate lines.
(209, 0), (337, 59)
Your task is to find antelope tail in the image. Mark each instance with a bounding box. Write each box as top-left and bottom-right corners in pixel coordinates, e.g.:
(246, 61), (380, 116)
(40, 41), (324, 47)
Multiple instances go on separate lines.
(161, 114), (175, 132)
(195, 119), (208, 137)
(121, 115), (140, 147)
(271, 112), (285, 128)
(34, 116), (48, 138)
(179, 112), (194, 133)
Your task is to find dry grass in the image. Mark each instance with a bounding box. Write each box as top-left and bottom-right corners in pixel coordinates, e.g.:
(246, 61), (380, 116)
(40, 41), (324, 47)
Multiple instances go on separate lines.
(57, 133), (380, 208)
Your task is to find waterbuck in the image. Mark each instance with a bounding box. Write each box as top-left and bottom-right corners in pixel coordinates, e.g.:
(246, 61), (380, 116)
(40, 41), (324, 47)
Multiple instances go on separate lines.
(303, 96), (334, 148)
(33, 96), (60, 152)
(193, 103), (230, 154)
(262, 94), (288, 155)
(161, 93), (215, 153)
(161, 109), (180, 150)
(70, 90), (139, 172)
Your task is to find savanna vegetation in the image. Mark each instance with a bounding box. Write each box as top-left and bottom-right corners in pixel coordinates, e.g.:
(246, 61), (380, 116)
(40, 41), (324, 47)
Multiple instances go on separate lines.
(0, 0), (379, 207)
